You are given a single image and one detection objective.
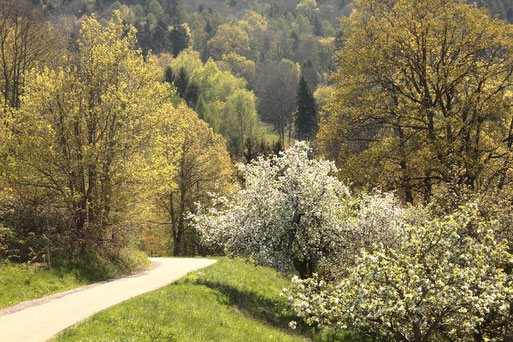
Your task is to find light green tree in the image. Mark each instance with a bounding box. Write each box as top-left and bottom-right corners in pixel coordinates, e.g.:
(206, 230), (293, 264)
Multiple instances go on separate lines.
(207, 23), (251, 60)
(6, 13), (172, 249)
(155, 105), (233, 256)
(171, 50), (263, 156)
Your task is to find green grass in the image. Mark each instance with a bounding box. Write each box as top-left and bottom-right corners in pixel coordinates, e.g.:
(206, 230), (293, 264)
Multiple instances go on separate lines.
(261, 123), (283, 144)
(0, 248), (150, 310)
(0, 262), (89, 310)
(54, 257), (369, 342)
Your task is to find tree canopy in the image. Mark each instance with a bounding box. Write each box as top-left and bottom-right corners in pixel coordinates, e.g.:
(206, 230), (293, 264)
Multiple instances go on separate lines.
(4, 13), (174, 251)
(286, 207), (513, 341)
(317, 0), (513, 203)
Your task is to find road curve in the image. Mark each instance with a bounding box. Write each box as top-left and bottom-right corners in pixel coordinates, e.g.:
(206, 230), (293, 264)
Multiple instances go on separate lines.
(0, 257), (216, 342)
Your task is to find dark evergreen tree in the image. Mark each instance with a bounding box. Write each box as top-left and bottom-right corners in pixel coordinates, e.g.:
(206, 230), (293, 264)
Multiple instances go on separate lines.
(205, 20), (213, 35)
(291, 31), (299, 50)
(185, 82), (199, 108)
(153, 20), (170, 54)
(169, 24), (189, 57)
(161, 0), (182, 26)
(136, 21), (152, 55)
(302, 59), (319, 90)
(164, 66), (175, 84)
(295, 75), (318, 140)
(174, 67), (189, 98)
(313, 15), (323, 36)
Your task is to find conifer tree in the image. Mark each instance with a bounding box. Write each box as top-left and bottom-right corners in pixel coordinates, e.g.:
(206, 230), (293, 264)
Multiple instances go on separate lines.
(164, 66), (174, 84)
(162, 0), (183, 26)
(174, 67), (189, 98)
(169, 24), (189, 57)
(295, 75), (318, 140)
(152, 20), (169, 54)
(184, 82), (199, 108)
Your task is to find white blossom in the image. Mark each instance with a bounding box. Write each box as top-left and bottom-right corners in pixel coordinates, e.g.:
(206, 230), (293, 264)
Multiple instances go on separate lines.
(285, 207), (513, 341)
(193, 142), (351, 278)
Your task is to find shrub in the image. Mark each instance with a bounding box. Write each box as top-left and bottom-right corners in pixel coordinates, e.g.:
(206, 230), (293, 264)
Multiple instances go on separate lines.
(194, 141), (352, 279)
(285, 207), (513, 341)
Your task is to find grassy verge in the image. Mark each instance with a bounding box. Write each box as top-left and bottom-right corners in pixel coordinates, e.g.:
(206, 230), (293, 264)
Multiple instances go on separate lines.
(54, 257), (369, 342)
(0, 248), (149, 310)
(0, 262), (89, 310)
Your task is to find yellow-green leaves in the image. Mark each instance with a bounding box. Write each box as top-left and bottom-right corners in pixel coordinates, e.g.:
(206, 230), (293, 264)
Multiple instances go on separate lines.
(149, 104), (233, 256)
(318, 0), (513, 202)
(6, 12), (171, 247)
(170, 50), (262, 156)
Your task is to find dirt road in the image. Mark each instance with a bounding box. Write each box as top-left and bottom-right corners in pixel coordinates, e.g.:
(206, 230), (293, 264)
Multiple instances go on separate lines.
(0, 257), (216, 342)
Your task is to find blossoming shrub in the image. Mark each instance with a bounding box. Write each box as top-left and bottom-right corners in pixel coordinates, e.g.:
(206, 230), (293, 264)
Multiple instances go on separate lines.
(322, 191), (423, 280)
(194, 142), (421, 280)
(193, 142), (353, 278)
(284, 207), (513, 341)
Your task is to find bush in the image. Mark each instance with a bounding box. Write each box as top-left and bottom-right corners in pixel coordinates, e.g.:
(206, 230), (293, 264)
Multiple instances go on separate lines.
(285, 206), (513, 342)
(57, 247), (150, 281)
(194, 142), (353, 279)
(194, 142), (425, 280)
(0, 196), (72, 264)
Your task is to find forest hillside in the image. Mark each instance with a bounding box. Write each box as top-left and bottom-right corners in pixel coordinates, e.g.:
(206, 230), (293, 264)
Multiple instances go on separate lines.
(1, 1), (513, 341)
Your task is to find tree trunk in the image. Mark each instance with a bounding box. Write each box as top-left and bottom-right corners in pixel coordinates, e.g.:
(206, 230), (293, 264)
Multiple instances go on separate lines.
(293, 258), (313, 279)
(413, 322), (423, 342)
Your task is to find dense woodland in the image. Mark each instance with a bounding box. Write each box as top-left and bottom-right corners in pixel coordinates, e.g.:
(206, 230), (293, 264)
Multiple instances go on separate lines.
(1, 0), (513, 341)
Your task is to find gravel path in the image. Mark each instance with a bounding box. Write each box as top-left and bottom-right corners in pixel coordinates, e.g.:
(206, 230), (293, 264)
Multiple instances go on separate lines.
(0, 257), (216, 342)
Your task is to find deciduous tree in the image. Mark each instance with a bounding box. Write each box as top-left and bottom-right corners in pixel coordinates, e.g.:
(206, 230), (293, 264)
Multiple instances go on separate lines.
(256, 59), (299, 143)
(156, 105), (233, 256)
(286, 207), (513, 341)
(0, 1), (56, 114)
(207, 23), (250, 60)
(317, 0), (513, 202)
(6, 13), (170, 249)
(194, 142), (350, 278)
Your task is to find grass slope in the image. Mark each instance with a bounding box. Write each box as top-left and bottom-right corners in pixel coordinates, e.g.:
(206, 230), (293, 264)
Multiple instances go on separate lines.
(0, 263), (89, 310)
(0, 249), (150, 310)
(55, 257), (309, 342)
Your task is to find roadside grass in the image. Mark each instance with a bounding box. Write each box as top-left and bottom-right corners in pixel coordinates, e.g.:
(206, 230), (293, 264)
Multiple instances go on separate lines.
(0, 248), (149, 310)
(0, 262), (89, 310)
(54, 257), (370, 342)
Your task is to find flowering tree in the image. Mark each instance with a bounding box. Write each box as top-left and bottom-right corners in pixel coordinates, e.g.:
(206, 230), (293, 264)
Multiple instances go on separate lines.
(285, 207), (513, 341)
(193, 141), (351, 278)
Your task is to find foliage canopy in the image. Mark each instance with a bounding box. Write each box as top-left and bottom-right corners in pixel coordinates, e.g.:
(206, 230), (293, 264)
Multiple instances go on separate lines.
(317, 0), (513, 202)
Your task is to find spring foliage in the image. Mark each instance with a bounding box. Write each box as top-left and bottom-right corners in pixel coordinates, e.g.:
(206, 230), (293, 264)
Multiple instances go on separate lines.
(3, 13), (177, 250)
(317, 0), (513, 202)
(153, 105), (233, 256)
(170, 49), (262, 156)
